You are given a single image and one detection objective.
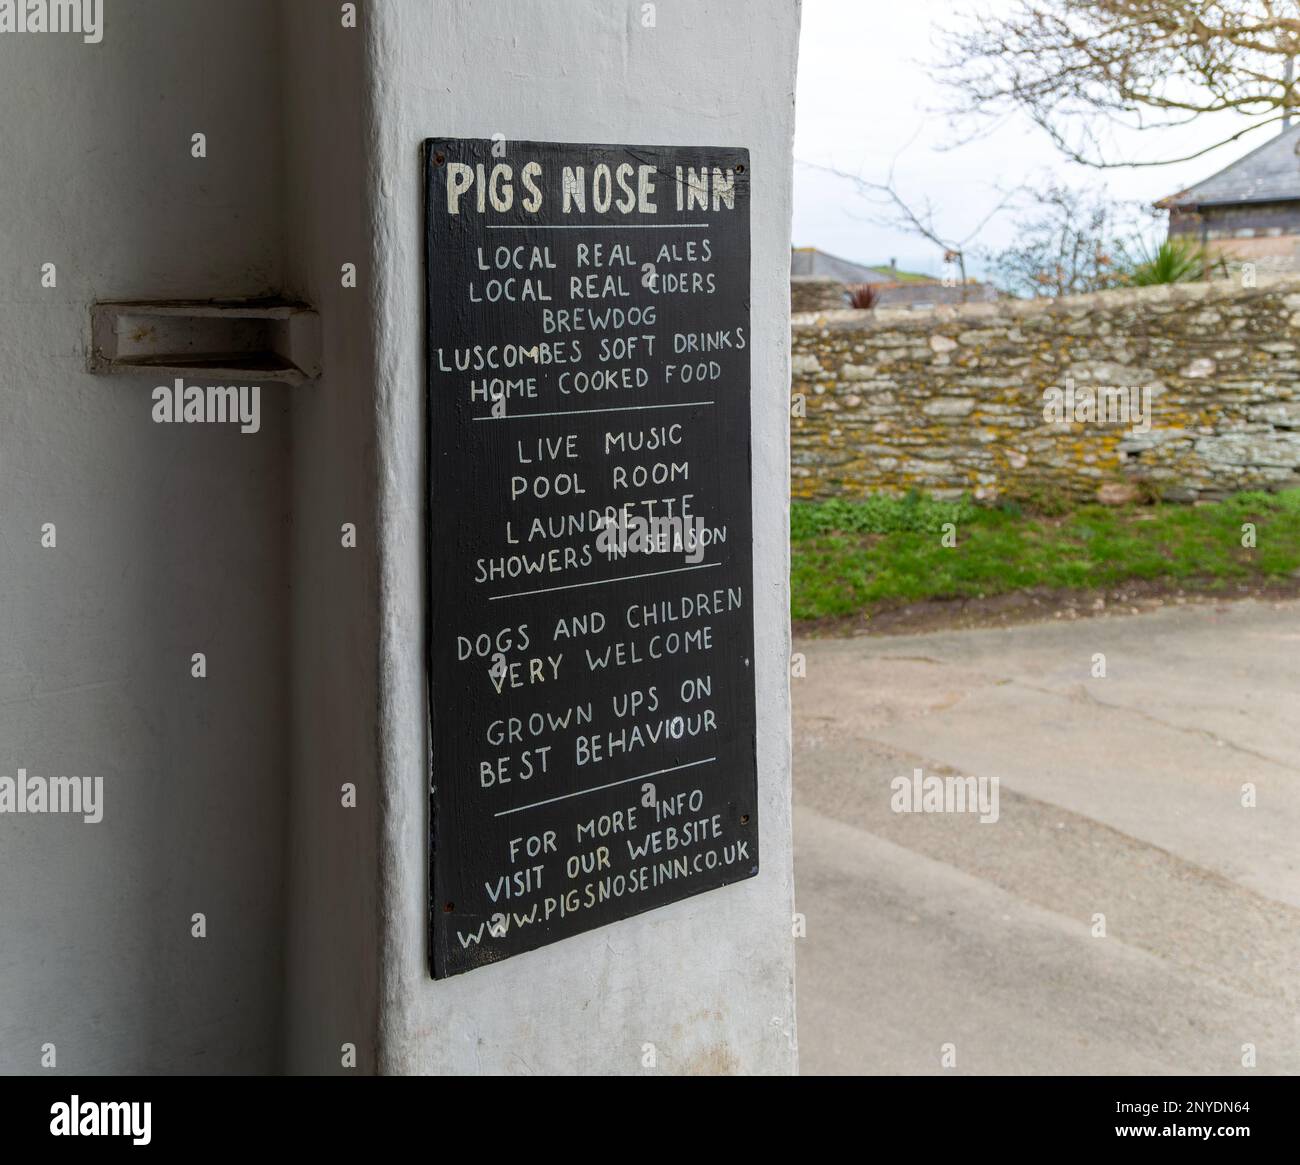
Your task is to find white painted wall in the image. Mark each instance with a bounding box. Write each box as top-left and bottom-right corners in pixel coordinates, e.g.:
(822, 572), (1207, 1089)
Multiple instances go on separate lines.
(365, 0), (801, 1075)
(0, 0), (289, 1073)
(280, 0), (382, 1076)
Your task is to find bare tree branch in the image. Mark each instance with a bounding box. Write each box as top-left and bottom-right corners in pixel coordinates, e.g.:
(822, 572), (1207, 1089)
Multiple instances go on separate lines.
(801, 160), (1023, 296)
(934, 0), (1300, 167)
(980, 183), (1156, 297)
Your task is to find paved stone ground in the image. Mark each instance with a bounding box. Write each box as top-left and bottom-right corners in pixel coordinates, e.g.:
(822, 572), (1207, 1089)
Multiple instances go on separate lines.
(793, 599), (1300, 1075)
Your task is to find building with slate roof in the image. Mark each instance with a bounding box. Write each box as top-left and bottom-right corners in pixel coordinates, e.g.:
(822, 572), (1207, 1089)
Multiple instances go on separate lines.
(790, 247), (996, 311)
(1158, 125), (1300, 271)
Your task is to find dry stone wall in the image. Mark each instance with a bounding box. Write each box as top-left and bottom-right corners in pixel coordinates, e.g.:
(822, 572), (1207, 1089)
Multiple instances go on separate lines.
(791, 276), (848, 313)
(791, 277), (1300, 502)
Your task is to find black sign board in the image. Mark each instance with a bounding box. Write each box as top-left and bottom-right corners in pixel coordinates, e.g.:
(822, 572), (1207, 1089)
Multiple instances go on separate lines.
(425, 139), (756, 978)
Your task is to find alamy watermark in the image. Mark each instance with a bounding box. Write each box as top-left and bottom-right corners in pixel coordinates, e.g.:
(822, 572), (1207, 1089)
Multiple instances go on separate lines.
(594, 509), (721, 565)
(0, 767), (102, 823)
(152, 378), (261, 434)
(891, 767), (999, 824)
(1042, 376), (1152, 435)
(50, 1096), (150, 1145)
(0, 0), (103, 43)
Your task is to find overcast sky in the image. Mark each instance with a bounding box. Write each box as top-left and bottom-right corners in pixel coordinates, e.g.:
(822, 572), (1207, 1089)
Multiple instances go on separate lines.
(793, 0), (1272, 278)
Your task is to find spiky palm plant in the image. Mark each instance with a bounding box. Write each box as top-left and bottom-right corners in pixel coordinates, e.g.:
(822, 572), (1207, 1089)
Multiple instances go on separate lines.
(848, 282), (880, 310)
(1126, 237), (1214, 286)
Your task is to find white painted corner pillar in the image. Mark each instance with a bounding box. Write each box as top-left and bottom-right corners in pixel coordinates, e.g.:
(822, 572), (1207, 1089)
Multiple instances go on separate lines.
(364, 0), (800, 1075)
